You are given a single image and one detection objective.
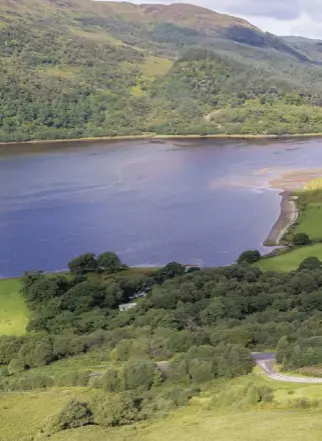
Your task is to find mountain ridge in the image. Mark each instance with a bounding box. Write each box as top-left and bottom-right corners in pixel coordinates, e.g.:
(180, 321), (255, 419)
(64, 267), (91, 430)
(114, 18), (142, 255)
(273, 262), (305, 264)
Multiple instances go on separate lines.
(1, 0), (322, 141)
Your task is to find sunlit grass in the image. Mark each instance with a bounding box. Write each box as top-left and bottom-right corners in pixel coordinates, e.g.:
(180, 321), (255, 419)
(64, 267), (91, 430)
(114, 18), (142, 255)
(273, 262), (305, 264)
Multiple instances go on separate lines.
(0, 279), (28, 335)
(257, 244), (322, 272)
(140, 56), (173, 77)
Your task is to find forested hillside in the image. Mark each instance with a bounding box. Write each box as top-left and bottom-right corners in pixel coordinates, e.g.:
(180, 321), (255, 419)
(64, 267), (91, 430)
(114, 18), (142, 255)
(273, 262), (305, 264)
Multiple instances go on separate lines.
(2, 0), (322, 141)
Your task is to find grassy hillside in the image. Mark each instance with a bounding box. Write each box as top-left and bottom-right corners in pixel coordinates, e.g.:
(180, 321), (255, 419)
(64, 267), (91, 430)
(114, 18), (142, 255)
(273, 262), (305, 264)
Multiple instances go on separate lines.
(0, 279), (28, 335)
(257, 181), (322, 272)
(47, 409), (322, 441)
(257, 244), (322, 272)
(1, 0), (322, 141)
(3, 373), (322, 441)
(3, 253), (322, 438)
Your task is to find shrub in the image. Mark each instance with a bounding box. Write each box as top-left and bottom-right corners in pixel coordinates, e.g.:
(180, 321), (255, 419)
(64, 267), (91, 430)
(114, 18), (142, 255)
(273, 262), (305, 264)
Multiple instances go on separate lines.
(298, 256), (322, 271)
(188, 359), (214, 384)
(8, 358), (25, 374)
(237, 250), (261, 264)
(68, 253), (98, 275)
(49, 400), (93, 433)
(97, 252), (122, 273)
(102, 368), (120, 392)
(123, 361), (156, 391)
(293, 233), (310, 246)
(93, 394), (144, 427)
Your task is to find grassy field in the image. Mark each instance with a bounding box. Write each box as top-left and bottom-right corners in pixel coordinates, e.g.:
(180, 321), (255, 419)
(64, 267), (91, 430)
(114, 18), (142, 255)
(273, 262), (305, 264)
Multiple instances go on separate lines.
(292, 185), (322, 241)
(3, 373), (322, 441)
(0, 279), (28, 335)
(294, 202), (322, 240)
(0, 387), (94, 441)
(46, 409), (322, 441)
(257, 243), (322, 272)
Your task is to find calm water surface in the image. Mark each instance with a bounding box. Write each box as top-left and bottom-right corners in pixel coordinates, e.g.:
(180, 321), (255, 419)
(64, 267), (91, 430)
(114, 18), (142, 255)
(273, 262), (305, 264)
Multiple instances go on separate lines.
(1, 138), (322, 277)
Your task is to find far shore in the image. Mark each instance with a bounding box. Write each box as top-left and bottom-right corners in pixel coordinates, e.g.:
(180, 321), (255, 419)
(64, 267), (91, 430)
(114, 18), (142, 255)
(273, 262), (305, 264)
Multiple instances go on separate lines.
(2, 132), (322, 147)
(264, 192), (298, 246)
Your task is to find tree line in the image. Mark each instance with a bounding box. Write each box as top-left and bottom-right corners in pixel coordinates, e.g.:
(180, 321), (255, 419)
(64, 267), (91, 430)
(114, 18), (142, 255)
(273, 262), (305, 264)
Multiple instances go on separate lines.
(2, 250), (322, 432)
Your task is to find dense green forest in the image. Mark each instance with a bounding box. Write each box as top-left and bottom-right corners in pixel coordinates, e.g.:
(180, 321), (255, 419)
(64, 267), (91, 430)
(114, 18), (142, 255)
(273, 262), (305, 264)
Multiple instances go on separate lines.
(2, 0), (322, 141)
(2, 248), (322, 434)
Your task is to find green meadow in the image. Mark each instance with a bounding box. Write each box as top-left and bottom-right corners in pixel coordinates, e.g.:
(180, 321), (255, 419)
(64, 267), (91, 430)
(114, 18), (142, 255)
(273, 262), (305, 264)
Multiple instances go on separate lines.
(258, 184), (322, 272)
(294, 202), (322, 241)
(0, 279), (28, 335)
(257, 243), (322, 272)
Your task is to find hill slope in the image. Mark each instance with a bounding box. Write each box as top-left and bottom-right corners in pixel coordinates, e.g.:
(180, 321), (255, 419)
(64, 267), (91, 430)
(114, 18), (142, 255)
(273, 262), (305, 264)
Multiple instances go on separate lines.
(1, 0), (322, 141)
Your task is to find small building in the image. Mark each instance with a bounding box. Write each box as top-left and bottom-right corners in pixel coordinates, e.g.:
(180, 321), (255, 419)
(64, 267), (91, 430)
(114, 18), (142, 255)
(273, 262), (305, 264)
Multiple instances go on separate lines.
(118, 302), (137, 312)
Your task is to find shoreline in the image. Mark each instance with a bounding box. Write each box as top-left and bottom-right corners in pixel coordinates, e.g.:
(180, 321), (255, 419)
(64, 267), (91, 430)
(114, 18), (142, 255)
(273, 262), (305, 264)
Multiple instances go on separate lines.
(264, 191), (298, 246)
(2, 132), (322, 147)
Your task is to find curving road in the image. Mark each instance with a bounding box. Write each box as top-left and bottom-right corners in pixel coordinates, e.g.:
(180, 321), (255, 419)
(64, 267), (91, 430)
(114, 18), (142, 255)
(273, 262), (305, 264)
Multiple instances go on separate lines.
(252, 352), (322, 384)
(90, 353), (322, 384)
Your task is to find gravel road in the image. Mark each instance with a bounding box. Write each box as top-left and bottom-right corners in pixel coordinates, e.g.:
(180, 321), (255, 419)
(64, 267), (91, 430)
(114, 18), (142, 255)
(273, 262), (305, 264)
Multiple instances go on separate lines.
(253, 352), (322, 383)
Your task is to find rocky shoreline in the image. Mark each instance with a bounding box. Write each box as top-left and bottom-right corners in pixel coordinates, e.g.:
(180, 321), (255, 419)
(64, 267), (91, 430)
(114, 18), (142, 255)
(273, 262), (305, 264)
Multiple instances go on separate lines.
(264, 191), (298, 246)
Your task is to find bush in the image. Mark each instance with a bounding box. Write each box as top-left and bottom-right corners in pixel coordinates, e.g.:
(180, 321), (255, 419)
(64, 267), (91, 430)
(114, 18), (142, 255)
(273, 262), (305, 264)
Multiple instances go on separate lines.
(93, 394), (144, 427)
(293, 233), (310, 246)
(8, 358), (25, 374)
(50, 400), (93, 433)
(215, 345), (255, 378)
(298, 256), (322, 271)
(237, 250), (261, 264)
(188, 359), (214, 384)
(246, 385), (274, 404)
(97, 252), (122, 273)
(68, 253), (98, 275)
(102, 368), (120, 392)
(123, 361), (157, 391)
(163, 386), (199, 407)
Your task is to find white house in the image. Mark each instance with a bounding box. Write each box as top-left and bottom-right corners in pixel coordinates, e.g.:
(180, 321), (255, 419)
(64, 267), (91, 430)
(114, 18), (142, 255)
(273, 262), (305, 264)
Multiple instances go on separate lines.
(118, 302), (137, 312)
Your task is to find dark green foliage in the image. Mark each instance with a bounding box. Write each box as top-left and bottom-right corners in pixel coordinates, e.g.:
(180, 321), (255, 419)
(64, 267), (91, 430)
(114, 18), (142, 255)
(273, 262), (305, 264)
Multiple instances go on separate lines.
(277, 335), (322, 370)
(0, 336), (26, 365)
(23, 274), (69, 304)
(298, 256), (322, 271)
(93, 394), (144, 427)
(102, 368), (121, 392)
(7, 358), (25, 375)
(276, 336), (291, 364)
(153, 262), (186, 284)
(293, 233), (310, 246)
(97, 252), (122, 273)
(0, 373), (53, 392)
(50, 400), (93, 433)
(237, 250), (261, 264)
(123, 361), (157, 391)
(21, 265), (127, 334)
(17, 248), (322, 382)
(215, 345), (255, 378)
(188, 359), (214, 384)
(2, 1), (322, 140)
(68, 253), (98, 275)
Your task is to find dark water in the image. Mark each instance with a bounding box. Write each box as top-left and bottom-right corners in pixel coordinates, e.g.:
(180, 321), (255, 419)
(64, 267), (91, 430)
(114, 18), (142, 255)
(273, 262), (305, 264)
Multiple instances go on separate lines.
(1, 137), (322, 277)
